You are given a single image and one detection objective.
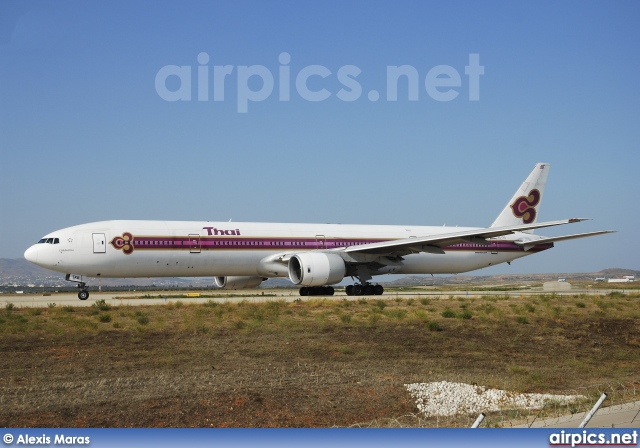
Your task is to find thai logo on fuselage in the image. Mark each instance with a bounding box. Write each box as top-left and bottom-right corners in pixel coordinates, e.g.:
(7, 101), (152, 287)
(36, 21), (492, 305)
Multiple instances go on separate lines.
(110, 233), (134, 254)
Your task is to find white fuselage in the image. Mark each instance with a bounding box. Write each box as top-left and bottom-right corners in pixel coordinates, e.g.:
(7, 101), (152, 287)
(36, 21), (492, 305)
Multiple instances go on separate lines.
(23, 220), (551, 280)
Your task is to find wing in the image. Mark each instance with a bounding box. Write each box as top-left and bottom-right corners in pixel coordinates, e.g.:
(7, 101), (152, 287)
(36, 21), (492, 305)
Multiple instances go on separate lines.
(342, 218), (592, 256)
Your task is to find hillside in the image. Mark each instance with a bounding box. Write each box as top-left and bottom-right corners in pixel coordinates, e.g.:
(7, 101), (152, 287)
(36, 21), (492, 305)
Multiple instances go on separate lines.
(0, 258), (202, 288)
(0, 258), (52, 278)
(385, 268), (639, 287)
(0, 258), (290, 289)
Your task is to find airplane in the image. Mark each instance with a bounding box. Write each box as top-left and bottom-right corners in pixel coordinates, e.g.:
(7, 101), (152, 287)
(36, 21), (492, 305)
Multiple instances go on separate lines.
(24, 163), (614, 300)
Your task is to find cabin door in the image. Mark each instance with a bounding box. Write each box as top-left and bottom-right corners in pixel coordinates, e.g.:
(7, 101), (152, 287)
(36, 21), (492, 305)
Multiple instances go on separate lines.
(93, 233), (106, 253)
(189, 234), (201, 253)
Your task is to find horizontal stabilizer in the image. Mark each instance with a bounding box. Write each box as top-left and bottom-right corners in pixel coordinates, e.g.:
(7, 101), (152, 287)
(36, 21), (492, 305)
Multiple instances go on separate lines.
(515, 230), (616, 251)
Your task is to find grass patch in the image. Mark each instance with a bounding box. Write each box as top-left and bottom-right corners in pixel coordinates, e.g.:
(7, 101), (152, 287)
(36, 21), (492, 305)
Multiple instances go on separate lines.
(508, 364), (530, 375)
(92, 299), (111, 311)
(375, 300), (387, 310)
(338, 345), (354, 355)
(441, 309), (457, 318)
(525, 303), (536, 313)
(384, 309), (407, 320)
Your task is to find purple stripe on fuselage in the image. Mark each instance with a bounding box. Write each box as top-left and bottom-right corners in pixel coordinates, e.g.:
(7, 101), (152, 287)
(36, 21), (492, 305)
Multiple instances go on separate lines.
(115, 235), (554, 253)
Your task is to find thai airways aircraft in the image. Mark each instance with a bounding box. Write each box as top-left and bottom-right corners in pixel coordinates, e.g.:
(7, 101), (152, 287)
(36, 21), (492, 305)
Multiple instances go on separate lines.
(24, 163), (613, 300)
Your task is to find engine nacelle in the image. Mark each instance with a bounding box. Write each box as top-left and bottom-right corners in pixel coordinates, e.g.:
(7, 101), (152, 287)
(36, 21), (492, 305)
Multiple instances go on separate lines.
(214, 276), (266, 290)
(288, 252), (346, 286)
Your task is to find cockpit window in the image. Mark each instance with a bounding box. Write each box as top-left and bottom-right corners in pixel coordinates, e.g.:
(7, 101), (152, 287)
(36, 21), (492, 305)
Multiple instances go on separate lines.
(38, 237), (61, 244)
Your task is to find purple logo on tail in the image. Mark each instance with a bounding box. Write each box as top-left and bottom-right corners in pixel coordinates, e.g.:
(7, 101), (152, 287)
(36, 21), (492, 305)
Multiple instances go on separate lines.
(510, 189), (541, 224)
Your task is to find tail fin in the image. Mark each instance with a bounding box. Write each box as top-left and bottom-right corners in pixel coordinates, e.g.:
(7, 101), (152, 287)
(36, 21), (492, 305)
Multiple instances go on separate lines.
(490, 163), (550, 232)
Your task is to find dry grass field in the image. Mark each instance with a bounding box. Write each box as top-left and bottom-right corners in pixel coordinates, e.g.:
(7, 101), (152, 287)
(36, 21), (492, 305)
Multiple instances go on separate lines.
(1, 290), (639, 427)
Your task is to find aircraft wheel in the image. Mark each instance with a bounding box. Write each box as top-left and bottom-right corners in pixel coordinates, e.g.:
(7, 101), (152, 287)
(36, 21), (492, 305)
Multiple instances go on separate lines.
(374, 284), (384, 295)
(327, 286), (334, 296)
(353, 285), (363, 296)
(345, 285), (353, 296)
(364, 284), (375, 295)
(78, 290), (89, 300)
(299, 287), (308, 296)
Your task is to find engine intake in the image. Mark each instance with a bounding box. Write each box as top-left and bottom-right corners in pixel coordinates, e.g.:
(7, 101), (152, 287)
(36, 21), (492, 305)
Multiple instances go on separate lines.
(288, 252), (346, 286)
(214, 276), (266, 289)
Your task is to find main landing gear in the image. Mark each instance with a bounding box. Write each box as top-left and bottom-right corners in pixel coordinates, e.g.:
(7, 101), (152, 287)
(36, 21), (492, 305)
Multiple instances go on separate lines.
(299, 286), (334, 296)
(345, 283), (384, 296)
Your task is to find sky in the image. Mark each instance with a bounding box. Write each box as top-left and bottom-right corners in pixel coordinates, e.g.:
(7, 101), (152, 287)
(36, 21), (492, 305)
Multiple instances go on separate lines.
(0, 1), (638, 275)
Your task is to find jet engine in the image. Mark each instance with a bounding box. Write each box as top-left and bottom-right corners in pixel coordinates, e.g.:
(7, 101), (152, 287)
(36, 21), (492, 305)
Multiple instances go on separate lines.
(288, 252), (346, 286)
(214, 276), (266, 289)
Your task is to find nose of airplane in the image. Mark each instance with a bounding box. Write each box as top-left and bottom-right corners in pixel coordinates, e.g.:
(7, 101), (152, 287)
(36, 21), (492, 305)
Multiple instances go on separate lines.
(24, 245), (39, 264)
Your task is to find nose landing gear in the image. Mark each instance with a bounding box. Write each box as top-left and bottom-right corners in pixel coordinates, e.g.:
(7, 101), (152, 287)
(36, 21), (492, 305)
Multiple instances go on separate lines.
(78, 287), (90, 300)
(65, 274), (90, 300)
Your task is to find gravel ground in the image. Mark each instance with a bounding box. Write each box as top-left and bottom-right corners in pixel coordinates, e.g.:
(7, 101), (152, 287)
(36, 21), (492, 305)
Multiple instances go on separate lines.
(405, 381), (586, 417)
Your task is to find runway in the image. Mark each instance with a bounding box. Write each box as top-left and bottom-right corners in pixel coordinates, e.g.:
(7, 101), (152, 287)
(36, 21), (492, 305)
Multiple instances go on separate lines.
(0, 287), (629, 308)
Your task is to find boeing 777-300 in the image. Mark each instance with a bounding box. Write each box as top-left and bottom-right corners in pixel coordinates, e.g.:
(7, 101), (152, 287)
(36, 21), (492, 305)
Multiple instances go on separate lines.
(24, 163), (614, 300)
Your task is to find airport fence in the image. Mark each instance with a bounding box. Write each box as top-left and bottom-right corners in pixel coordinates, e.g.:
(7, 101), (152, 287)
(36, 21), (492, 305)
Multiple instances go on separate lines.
(345, 381), (640, 428)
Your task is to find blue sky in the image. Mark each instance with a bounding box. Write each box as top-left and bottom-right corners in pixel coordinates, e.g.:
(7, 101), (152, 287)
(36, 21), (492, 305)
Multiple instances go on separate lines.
(1, 1), (638, 274)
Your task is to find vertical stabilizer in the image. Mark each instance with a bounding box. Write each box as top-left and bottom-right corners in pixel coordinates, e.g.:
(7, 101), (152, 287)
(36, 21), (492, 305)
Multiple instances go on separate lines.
(490, 163), (550, 232)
